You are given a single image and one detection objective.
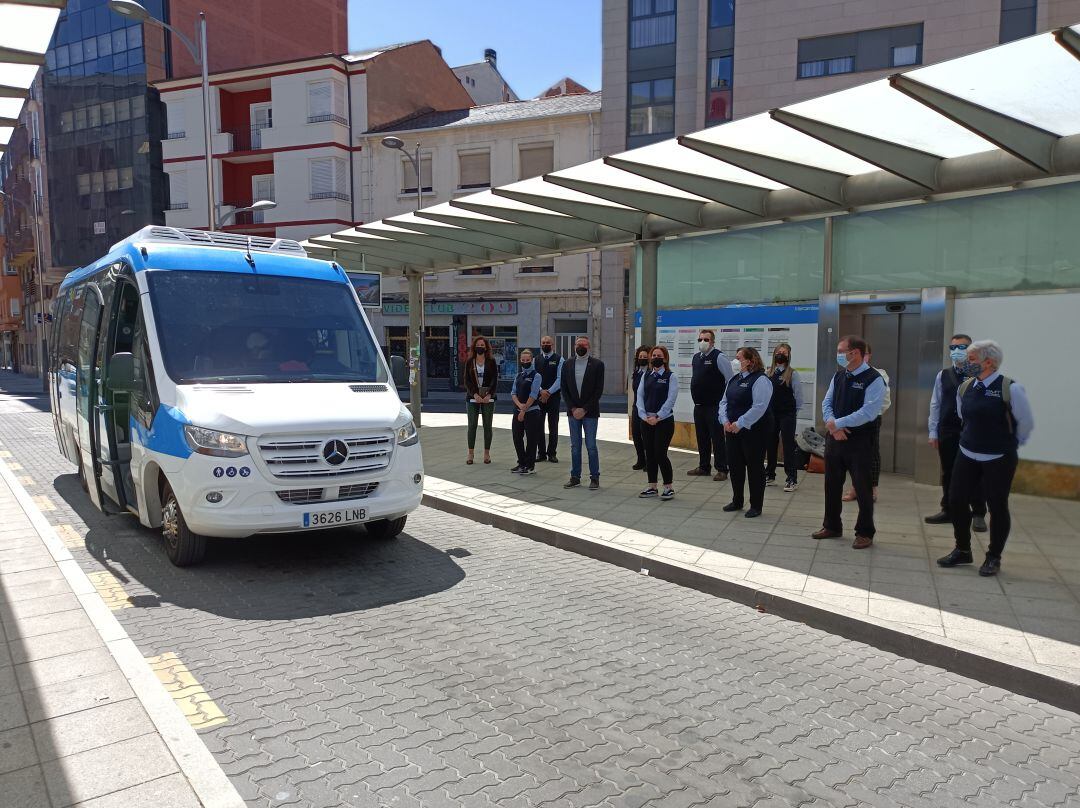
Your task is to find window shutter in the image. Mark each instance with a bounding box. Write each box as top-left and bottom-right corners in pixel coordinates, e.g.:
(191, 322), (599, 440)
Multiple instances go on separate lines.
(310, 157), (332, 195)
(402, 155), (433, 192)
(170, 171), (187, 205)
(334, 157), (348, 195)
(518, 144), (554, 180)
(333, 81), (345, 117)
(458, 151), (490, 189)
(168, 104), (185, 135)
(308, 81), (331, 119)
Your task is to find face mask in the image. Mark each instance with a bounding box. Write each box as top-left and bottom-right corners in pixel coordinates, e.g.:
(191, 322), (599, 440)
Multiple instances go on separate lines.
(698, 340), (711, 353)
(836, 352), (849, 368)
(962, 361), (982, 378)
(949, 348), (968, 364)
(635, 358), (648, 367)
(575, 346), (588, 357)
(650, 357), (664, 368)
(541, 346), (553, 355)
(520, 361), (532, 370)
(775, 354), (788, 364)
(475, 347), (486, 356)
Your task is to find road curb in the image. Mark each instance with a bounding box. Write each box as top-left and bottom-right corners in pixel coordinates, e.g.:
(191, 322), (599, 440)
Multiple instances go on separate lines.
(422, 488), (1080, 715)
(0, 457), (246, 808)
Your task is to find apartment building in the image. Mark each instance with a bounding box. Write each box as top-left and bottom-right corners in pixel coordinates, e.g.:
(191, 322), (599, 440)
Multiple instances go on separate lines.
(453, 49), (520, 105)
(0, 213), (19, 371)
(157, 41), (474, 242)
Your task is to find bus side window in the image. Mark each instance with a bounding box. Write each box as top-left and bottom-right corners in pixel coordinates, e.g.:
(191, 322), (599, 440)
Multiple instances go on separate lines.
(59, 288), (85, 376)
(50, 295), (68, 372)
(132, 308), (158, 425)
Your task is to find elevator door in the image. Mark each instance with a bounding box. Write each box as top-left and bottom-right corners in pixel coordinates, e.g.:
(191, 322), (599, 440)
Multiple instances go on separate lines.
(838, 304), (921, 475)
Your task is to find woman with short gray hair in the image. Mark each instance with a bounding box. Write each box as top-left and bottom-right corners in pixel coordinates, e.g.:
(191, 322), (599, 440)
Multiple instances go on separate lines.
(937, 339), (1035, 577)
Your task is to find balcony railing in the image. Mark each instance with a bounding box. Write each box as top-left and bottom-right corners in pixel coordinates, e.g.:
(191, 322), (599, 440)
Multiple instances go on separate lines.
(166, 202), (189, 210)
(307, 113), (348, 125)
(310, 191), (351, 201)
(223, 125), (272, 152)
(166, 131), (186, 140)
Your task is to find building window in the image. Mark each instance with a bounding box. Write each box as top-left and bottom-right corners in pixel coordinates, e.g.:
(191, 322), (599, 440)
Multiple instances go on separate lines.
(629, 78), (675, 136)
(10, 299), (18, 318)
(798, 23), (923, 79)
(630, 0), (676, 49)
(519, 263), (554, 274)
(168, 172), (188, 209)
(471, 325), (519, 381)
(307, 80), (347, 125)
(708, 0), (734, 28)
(167, 104), (185, 139)
(518, 143), (554, 180)
(400, 154), (433, 194)
(1000, 0), (1037, 43)
(459, 267), (493, 276)
(458, 150), (490, 190)
(310, 157), (350, 200)
(706, 55), (733, 125)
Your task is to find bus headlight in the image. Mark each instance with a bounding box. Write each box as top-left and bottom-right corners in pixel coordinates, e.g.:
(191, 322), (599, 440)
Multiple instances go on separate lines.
(394, 419), (418, 447)
(184, 425), (249, 457)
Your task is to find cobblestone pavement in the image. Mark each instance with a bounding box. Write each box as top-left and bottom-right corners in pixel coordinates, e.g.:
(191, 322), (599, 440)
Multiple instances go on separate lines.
(2, 376), (1080, 807)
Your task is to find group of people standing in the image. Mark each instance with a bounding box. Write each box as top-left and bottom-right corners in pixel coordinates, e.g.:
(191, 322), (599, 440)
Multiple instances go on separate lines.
(464, 334), (606, 490)
(630, 330), (805, 515)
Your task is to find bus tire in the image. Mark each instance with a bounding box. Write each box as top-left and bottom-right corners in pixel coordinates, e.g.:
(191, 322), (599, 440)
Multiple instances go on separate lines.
(366, 516), (406, 539)
(160, 483), (207, 566)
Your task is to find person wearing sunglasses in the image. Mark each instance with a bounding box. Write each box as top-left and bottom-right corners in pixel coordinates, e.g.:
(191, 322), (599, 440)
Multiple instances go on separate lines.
(925, 333), (988, 532)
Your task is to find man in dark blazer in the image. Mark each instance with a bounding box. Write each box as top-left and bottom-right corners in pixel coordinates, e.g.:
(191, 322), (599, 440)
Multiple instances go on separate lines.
(561, 336), (605, 490)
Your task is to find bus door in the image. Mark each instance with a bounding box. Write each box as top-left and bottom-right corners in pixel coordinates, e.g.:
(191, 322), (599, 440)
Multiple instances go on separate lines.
(75, 284), (106, 511)
(49, 294), (73, 459)
(97, 277), (141, 513)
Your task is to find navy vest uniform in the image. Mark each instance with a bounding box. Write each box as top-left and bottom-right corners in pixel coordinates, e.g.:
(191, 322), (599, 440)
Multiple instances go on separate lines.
(691, 349), (725, 405)
(960, 376), (1018, 455)
(641, 369), (674, 418)
(535, 352), (562, 393)
(514, 368), (539, 411)
(632, 366), (646, 407)
(769, 368), (797, 416)
(725, 370), (770, 432)
(938, 367), (964, 438)
(830, 367), (883, 437)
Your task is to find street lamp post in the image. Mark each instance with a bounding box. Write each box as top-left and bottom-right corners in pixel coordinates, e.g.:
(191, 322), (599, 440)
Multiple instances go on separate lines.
(109, 1), (216, 230)
(217, 199), (276, 226)
(0, 189), (48, 393)
(381, 136), (425, 426)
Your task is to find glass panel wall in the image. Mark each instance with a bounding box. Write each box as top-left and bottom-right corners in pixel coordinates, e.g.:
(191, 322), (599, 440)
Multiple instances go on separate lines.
(833, 182), (1080, 293)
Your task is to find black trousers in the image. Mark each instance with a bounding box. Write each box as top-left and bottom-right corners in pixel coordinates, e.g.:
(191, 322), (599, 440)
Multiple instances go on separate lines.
(631, 409), (647, 466)
(694, 402), (727, 473)
(823, 431), (876, 537)
(642, 417), (675, 485)
(939, 433), (986, 516)
(765, 411), (799, 481)
(512, 409), (543, 469)
(950, 450), (1018, 558)
(727, 419), (771, 510)
(870, 417), (882, 488)
(537, 392), (561, 458)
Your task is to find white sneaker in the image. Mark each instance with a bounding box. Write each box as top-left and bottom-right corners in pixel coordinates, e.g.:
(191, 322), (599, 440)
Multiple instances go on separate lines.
(765, 477), (777, 487)
(783, 479), (798, 493)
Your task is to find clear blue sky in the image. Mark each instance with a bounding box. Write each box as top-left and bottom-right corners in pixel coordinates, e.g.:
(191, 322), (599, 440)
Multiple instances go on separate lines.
(347, 0), (601, 100)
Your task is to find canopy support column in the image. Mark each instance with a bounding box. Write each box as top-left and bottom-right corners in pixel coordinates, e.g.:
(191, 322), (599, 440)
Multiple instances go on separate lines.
(638, 239), (660, 348)
(407, 269), (424, 428)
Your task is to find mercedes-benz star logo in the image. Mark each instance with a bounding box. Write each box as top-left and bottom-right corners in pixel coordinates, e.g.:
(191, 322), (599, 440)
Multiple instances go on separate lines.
(322, 439), (349, 466)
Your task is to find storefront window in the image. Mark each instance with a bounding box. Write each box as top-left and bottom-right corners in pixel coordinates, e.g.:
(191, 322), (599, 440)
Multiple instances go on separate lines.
(471, 325), (519, 382)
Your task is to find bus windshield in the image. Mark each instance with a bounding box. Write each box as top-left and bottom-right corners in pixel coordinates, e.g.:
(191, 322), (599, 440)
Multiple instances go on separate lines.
(146, 270), (388, 384)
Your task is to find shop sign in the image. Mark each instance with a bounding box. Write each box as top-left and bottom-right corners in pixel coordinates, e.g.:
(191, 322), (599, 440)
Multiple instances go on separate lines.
(381, 300), (517, 316)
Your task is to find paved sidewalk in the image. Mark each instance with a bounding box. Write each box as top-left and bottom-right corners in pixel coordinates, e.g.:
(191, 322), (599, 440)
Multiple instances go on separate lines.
(419, 413), (1080, 701)
(0, 417), (243, 805)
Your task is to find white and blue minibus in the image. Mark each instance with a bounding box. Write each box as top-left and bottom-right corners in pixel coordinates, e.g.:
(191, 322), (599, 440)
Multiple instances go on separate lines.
(49, 226), (423, 566)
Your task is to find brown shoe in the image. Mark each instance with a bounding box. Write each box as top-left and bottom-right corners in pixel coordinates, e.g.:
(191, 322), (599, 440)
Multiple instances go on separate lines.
(712, 471), (728, 482)
(686, 468), (710, 477)
(852, 535), (873, 550)
(812, 528), (842, 540)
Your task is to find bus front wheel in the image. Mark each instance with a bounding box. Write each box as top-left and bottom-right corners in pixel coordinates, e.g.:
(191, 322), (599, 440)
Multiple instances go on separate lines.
(160, 483), (207, 566)
(366, 516), (406, 539)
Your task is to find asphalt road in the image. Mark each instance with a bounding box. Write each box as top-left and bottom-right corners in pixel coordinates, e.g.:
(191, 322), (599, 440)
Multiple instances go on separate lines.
(1, 376), (1078, 808)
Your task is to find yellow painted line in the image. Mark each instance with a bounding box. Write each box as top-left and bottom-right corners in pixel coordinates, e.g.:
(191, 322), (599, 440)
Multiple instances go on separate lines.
(7, 462), (23, 471)
(17, 475), (33, 486)
(86, 569), (133, 610)
(31, 495), (55, 512)
(0, 450), (11, 458)
(54, 523), (84, 550)
(147, 652), (228, 730)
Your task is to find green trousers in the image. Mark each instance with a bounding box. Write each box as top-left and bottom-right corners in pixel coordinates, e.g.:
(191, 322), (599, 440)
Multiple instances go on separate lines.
(466, 401), (495, 450)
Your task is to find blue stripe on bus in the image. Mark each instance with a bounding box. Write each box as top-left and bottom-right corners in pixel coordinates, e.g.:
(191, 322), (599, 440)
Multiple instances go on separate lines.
(129, 405), (193, 459)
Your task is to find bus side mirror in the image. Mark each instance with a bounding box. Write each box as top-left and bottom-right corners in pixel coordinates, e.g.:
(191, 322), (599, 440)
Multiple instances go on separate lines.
(108, 352), (137, 392)
(390, 354), (408, 388)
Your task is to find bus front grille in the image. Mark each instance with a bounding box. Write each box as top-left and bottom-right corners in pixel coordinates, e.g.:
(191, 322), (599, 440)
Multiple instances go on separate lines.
(259, 433), (393, 480)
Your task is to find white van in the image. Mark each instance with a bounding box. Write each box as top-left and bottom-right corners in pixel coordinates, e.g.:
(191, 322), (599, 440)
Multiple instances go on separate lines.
(49, 226), (423, 566)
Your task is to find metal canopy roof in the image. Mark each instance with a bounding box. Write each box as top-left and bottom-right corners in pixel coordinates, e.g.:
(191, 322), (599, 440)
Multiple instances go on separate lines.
(306, 26), (1080, 276)
(0, 1), (64, 154)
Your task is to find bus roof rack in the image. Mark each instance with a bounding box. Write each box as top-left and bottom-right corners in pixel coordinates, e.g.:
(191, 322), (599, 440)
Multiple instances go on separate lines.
(113, 226), (309, 257)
